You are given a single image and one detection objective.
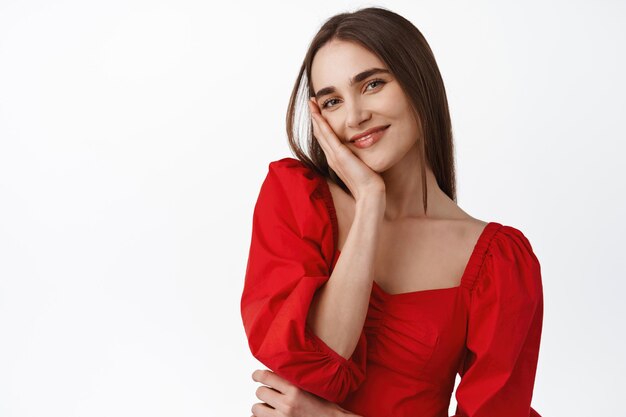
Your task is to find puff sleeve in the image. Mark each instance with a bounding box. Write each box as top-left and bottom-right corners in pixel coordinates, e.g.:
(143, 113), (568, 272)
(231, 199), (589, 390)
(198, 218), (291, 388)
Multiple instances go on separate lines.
(240, 158), (367, 403)
(453, 226), (544, 417)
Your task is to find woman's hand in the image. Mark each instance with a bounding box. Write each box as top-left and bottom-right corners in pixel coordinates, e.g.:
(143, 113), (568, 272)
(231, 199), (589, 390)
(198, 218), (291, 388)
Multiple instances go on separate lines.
(308, 98), (385, 201)
(250, 369), (361, 417)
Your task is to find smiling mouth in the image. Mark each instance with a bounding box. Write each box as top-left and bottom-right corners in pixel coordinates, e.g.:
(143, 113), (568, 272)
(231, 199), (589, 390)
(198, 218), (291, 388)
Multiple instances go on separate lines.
(350, 125), (390, 143)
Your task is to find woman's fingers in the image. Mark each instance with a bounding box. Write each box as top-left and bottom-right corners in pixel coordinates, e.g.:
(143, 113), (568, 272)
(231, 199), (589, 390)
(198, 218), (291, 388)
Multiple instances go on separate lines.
(308, 101), (330, 155)
(255, 385), (283, 409)
(250, 402), (275, 417)
(312, 114), (339, 149)
(251, 369), (292, 416)
(252, 369), (294, 396)
(311, 117), (334, 163)
(309, 99), (342, 152)
(251, 368), (357, 417)
(308, 96), (322, 118)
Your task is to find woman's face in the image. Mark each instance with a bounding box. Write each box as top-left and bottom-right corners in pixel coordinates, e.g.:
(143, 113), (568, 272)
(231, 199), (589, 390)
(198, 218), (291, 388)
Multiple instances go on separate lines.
(310, 39), (422, 172)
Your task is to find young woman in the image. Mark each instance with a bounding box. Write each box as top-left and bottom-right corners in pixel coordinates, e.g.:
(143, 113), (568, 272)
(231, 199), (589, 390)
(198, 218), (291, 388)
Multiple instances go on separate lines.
(241, 6), (543, 417)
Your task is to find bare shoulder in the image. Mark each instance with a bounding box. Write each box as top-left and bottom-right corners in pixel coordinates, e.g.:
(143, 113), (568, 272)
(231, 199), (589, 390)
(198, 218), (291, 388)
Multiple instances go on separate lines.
(464, 217), (490, 233)
(455, 217), (490, 247)
(433, 204), (489, 242)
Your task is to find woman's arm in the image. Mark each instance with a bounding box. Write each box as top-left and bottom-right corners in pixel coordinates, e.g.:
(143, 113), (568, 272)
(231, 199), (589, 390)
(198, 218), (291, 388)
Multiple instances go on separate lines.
(306, 194), (384, 359)
(305, 98), (386, 360)
(241, 158), (373, 403)
(453, 226), (543, 416)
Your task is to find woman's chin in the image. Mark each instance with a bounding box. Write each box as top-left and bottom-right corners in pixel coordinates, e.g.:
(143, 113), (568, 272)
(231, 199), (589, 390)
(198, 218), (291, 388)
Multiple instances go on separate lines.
(358, 155), (389, 174)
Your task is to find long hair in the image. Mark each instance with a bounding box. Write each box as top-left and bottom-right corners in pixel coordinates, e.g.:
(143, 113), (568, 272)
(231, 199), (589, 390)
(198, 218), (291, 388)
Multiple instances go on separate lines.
(285, 6), (456, 213)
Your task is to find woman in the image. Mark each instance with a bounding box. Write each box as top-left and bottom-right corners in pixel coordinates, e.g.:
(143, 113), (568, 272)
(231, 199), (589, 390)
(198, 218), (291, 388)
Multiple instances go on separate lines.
(241, 6), (543, 417)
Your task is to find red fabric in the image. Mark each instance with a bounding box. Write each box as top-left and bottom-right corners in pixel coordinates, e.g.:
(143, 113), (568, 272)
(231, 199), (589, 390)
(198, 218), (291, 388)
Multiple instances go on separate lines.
(241, 157), (544, 417)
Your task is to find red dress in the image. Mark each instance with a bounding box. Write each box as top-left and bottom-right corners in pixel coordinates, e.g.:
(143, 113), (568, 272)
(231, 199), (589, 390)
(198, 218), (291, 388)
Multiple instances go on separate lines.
(241, 157), (544, 417)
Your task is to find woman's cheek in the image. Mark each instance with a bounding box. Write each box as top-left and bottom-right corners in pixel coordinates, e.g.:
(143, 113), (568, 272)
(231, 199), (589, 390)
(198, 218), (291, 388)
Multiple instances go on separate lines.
(321, 114), (340, 136)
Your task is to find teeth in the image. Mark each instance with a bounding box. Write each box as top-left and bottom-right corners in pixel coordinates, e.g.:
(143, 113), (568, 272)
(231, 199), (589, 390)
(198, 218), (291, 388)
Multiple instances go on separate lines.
(354, 133), (373, 142)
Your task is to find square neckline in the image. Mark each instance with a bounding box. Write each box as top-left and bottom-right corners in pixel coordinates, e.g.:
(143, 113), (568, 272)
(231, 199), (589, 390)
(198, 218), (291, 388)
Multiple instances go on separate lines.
(335, 222), (495, 299)
(318, 175), (501, 299)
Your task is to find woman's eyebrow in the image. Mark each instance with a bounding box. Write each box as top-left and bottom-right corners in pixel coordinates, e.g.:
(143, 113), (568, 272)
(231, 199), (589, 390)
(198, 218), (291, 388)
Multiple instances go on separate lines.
(314, 67), (390, 100)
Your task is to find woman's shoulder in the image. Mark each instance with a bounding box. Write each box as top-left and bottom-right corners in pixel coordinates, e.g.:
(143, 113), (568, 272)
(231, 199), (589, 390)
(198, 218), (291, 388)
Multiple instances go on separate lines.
(266, 157), (323, 188)
(488, 223), (539, 263)
(472, 221), (544, 308)
(259, 156), (332, 224)
(263, 157), (327, 205)
(267, 157), (320, 178)
(471, 221), (542, 293)
(257, 157), (335, 258)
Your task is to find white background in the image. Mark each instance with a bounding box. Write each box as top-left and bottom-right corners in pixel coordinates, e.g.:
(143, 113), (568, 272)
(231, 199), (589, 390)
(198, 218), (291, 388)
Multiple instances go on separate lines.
(1, 1), (625, 416)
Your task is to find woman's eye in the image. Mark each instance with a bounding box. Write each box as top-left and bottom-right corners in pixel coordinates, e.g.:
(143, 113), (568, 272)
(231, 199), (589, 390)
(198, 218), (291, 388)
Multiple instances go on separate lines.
(366, 79), (385, 90)
(321, 98), (339, 109)
(321, 79), (386, 109)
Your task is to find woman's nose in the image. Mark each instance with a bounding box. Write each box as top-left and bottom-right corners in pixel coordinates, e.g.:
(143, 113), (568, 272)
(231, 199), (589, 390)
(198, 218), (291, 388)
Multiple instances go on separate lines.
(345, 101), (371, 128)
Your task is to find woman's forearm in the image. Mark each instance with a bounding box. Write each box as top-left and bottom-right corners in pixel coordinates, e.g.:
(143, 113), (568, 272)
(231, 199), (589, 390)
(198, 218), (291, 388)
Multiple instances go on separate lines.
(306, 192), (385, 359)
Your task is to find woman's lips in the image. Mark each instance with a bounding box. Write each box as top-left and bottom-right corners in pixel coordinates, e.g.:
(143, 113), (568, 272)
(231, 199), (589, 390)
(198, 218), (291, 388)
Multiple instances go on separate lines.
(350, 125), (389, 149)
(350, 125), (390, 142)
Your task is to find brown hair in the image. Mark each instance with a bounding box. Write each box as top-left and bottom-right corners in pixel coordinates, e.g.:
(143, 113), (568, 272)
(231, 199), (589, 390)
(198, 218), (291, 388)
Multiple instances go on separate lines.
(285, 6), (456, 214)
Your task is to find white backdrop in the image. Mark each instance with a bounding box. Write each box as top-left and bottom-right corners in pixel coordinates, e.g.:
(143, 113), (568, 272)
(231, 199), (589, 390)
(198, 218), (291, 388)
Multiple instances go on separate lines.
(1, 1), (625, 416)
